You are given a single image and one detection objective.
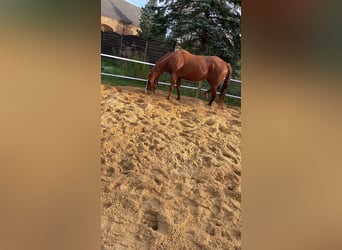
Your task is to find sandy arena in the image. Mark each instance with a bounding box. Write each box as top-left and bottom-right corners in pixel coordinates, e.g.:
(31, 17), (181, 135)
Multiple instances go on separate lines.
(101, 84), (241, 249)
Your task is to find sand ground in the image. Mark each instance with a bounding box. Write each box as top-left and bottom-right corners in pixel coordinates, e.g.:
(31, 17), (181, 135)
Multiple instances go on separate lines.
(101, 84), (241, 249)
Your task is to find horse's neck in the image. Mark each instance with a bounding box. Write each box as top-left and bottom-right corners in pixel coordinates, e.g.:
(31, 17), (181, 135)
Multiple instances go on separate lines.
(153, 52), (174, 77)
(153, 63), (165, 78)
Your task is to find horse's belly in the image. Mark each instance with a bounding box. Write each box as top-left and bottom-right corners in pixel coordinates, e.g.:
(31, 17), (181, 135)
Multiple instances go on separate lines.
(182, 74), (206, 81)
(179, 66), (207, 81)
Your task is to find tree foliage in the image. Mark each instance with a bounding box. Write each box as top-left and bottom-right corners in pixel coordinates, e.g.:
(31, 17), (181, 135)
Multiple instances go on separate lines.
(140, 0), (241, 73)
(138, 0), (167, 40)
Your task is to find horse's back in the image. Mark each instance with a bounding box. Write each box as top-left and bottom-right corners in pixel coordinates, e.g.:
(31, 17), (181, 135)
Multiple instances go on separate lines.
(161, 49), (228, 81)
(184, 51), (226, 71)
(174, 51), (209, 79)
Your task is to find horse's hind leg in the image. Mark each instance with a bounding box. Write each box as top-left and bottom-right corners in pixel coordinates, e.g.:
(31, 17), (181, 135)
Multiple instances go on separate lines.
(218, 81), (228, 108)
(204, 88), (211, 98)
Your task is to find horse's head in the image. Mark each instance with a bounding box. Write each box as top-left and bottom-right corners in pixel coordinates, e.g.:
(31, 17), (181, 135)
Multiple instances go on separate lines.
(146, 71), (157, 94)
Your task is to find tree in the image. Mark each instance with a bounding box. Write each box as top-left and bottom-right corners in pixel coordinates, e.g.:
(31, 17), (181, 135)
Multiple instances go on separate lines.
(138, 0), (167, 40)
(140, 0), (241, 77)
(161, 0), (241, 65)
(138, 0), (155, 39)
(138, 0), (239, 71)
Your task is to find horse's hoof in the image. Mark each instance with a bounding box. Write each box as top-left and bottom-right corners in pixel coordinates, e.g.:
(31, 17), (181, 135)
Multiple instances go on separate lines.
(217, 103), (225, 109)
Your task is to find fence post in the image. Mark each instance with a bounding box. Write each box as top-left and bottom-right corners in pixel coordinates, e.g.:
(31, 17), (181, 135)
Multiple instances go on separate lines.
(144, 40), (149, 61)
(195, 81), (202, 98)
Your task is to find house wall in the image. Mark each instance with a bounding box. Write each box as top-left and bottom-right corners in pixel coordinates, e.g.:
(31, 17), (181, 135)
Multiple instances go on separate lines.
(101, 15), (140, 35)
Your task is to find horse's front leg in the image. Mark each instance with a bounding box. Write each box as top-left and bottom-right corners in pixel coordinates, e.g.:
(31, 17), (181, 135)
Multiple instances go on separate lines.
(167, 75), (178, 100)
(167, 82), (175, 100)
(208, 87), (217, 106)
(176, 79), (181, 100)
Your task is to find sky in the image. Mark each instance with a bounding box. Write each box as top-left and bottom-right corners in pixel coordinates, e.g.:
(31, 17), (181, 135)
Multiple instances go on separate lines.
(126, 0), (148, 7)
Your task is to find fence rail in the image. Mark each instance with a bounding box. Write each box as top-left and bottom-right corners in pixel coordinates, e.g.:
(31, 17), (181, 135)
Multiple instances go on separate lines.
(101, 31), (172, 63)
(101, 53), (241, 100)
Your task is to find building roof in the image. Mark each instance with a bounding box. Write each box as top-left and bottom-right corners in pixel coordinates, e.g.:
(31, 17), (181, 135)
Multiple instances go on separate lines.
(101, 0), (141, 27)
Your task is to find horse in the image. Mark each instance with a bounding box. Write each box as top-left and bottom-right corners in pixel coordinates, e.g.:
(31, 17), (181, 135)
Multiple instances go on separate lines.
(146, 49), (233, 107)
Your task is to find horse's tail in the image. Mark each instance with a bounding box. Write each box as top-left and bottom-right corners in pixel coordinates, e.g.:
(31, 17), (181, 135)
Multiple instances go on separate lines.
(219, 63), (233, 106)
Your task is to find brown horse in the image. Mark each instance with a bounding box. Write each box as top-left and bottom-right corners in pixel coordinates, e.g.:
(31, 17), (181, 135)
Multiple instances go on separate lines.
(146, 49), (233, 107)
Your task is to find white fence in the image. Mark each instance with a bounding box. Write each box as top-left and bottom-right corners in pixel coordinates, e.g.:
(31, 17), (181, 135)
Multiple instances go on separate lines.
(101, 53), (241, 100)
